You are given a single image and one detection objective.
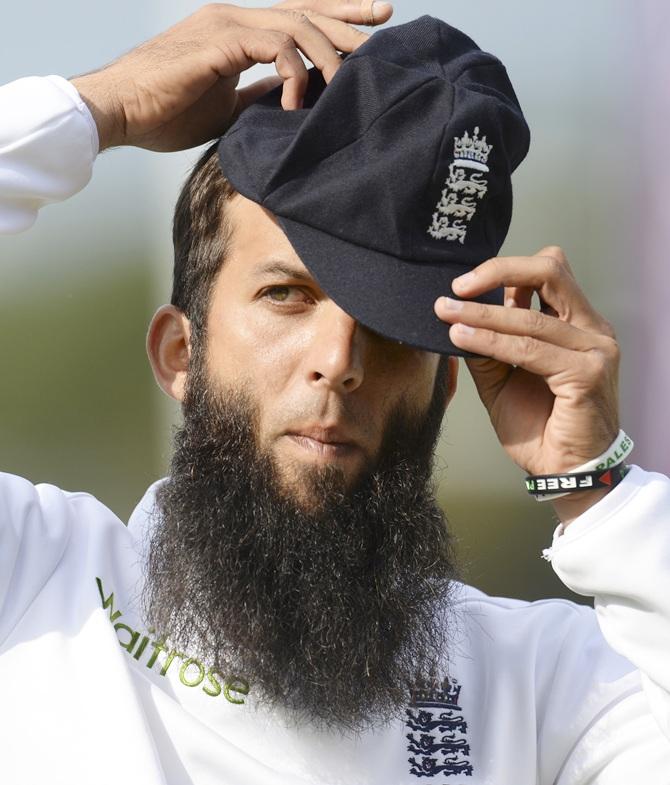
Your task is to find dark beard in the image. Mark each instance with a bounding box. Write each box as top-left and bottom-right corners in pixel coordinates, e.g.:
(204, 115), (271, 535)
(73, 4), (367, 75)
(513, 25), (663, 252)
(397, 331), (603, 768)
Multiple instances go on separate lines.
(142, 353), (458, 732)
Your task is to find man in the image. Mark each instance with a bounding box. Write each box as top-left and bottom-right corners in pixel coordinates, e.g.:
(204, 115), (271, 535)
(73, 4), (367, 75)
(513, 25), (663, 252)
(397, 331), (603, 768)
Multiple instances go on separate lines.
(1, 2), (669, 784)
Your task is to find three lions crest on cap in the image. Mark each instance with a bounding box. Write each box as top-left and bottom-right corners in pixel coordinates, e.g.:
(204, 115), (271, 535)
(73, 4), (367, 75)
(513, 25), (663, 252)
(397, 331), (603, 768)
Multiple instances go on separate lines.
(427, 127), (493, 244)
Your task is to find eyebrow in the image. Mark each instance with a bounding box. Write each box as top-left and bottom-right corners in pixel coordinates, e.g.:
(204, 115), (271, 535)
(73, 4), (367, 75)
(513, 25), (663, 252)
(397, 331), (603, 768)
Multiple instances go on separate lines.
(252, 261), (315, 282)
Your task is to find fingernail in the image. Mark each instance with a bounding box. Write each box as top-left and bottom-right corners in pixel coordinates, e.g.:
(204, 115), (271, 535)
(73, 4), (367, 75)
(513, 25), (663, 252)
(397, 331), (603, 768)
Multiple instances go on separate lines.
(453, 272), (476, 292)
(505, 297), (516, 308)
(372, 1), (393, 19)
(453, 323), (476, 336)
(438, 296), (464, 312)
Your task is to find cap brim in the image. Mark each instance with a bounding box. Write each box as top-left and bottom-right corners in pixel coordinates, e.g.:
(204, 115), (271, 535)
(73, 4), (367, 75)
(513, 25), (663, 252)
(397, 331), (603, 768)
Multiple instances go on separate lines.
(275, 215), (502, 357)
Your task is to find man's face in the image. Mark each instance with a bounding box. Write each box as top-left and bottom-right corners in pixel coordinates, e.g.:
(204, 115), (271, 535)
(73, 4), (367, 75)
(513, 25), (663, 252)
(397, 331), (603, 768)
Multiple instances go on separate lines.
(143, 193), (458, 731)
(203, 194), (444, 506)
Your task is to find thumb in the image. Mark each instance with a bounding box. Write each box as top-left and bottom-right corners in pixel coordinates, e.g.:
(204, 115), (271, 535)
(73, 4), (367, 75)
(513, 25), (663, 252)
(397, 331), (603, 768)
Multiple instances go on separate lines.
(464, 357), (513, 412)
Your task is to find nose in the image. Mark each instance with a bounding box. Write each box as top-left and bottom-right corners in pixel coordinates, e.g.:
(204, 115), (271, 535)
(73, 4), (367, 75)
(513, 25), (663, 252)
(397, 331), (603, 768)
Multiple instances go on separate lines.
(306, 301), (365, 394)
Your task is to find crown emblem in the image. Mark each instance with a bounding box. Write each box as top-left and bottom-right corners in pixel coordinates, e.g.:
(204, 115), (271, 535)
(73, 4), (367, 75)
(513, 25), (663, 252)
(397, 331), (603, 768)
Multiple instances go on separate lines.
(410, 676), (462, 708)
(453, 127), (493, 172)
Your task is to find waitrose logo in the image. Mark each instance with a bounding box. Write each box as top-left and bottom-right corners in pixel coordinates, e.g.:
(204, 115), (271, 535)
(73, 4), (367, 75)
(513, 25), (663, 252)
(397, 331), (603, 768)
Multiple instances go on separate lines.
(96, 576), (249, 704)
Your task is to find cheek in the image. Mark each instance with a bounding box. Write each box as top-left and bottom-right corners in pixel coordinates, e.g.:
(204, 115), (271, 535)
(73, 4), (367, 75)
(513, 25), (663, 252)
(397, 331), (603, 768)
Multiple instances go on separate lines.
(205, 299), (310, 391)
(376, 347), (439, 409)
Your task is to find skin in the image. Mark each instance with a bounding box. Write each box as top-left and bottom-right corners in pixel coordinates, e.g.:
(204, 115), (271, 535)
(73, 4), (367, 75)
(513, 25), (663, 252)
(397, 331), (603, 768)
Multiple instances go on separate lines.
(68, 0), (619, 526)
(70, 0), (394, 151)
(437, 248), (620, 524)
(147, 194), (457, 503)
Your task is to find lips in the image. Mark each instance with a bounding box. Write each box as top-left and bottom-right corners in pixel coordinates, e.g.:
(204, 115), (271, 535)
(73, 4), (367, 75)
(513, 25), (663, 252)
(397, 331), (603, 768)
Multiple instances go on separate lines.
(284, 424), (361, 458)
(287, 425), (357, 447)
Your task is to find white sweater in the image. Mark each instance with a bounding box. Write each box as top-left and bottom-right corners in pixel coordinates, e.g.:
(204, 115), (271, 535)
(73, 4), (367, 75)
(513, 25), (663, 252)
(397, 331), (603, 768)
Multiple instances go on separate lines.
(1, 76), (669, 784)
(0, 75), (97, 234)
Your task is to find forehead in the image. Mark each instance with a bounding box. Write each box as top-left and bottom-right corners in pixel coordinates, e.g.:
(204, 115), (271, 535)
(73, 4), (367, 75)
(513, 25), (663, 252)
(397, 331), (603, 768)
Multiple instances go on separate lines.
(224, 193), (314, 282)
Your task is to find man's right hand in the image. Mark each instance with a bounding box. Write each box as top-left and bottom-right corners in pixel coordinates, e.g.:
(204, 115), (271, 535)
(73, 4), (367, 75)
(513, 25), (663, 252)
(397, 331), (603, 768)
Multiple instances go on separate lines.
(70, 1), (392, 152)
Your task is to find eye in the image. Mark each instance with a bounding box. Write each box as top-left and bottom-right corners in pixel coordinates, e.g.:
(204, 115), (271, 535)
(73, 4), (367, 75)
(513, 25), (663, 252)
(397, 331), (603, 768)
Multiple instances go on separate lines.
(261, 285), (311, 305)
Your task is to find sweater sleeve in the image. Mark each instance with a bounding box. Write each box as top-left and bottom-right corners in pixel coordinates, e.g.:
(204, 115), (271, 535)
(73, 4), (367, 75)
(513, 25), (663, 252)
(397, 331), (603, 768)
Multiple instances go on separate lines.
(0, 472), (73, 646)
(0, 75), (98, 234)
(546, 465), (670, 742)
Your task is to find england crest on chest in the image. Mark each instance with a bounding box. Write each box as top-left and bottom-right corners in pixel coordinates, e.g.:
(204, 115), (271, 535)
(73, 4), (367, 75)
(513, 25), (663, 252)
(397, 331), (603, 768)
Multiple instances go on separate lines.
(405, 675), (473, 779)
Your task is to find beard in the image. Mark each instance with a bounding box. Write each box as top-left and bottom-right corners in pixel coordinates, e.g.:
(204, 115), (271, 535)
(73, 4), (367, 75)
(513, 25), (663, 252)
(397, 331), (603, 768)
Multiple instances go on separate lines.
(142, 348), (458, 732)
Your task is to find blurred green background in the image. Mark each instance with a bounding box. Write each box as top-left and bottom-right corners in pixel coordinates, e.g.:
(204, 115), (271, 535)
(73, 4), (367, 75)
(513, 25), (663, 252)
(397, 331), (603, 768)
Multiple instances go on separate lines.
(2, 1), (667, 604)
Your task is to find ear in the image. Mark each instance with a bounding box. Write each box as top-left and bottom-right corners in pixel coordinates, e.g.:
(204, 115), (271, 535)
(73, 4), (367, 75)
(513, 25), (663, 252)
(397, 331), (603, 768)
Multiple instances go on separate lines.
(444, 356), (459, 409)
(146, 305), (191, 402)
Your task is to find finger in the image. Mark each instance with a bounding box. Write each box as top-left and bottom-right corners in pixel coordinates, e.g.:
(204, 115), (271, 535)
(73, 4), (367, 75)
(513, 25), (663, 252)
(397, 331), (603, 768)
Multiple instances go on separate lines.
(465, 357), (548, 420)
(273, 0), (394, 26)
(434, 297), (614, 353)
(537, 295), (558, 318)
(537, 244), (576, 275)
(228, 8), (348, 84)
(296, 11), (371, 53)
(272, 9), (347, 82)
(462, 355), (517, 412)
(452, 253), (604, 334)
(504, 285), (533, 310)
(234, 75), (284, 117)
(448, 322), (601, 381)
(275, 44), (310, 108)
(232, 30), (309, 109)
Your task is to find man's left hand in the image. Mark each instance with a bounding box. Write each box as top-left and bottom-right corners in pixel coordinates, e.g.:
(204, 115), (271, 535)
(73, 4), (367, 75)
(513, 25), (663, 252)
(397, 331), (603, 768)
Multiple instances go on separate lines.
(434, 246), (620, 523)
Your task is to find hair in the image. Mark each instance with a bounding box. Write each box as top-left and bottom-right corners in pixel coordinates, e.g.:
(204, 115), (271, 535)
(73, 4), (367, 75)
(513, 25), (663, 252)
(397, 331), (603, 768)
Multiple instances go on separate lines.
(171, 141), (236, 344)
(171, 141), (451, 384)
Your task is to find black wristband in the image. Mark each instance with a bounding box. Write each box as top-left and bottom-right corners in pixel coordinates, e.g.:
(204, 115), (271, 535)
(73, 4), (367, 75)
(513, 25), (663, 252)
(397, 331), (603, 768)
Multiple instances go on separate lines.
(525, 463), (630, 497)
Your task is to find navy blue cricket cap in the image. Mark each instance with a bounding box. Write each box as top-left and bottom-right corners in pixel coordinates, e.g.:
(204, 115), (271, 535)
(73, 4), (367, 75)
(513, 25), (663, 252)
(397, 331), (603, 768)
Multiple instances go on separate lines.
(217, 15), (530, 356)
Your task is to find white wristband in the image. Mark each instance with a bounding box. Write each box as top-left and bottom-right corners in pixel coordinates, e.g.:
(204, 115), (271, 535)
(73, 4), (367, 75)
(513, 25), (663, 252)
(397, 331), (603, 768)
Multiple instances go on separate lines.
(567, 430), (633, 474)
